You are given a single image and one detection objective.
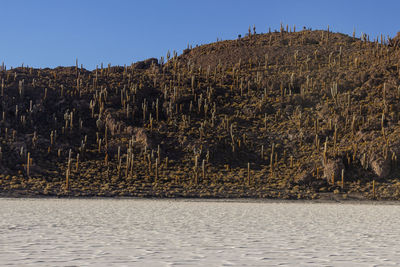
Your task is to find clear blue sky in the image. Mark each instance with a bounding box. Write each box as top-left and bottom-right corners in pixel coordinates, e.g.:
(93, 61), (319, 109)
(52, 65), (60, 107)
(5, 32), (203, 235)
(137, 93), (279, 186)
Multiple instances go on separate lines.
(0, 0), (399, 70)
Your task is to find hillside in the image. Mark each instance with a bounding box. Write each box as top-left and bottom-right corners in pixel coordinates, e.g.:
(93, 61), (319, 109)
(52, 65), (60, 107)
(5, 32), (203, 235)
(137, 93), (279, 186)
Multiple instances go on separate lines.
(1, 28), (400, 199)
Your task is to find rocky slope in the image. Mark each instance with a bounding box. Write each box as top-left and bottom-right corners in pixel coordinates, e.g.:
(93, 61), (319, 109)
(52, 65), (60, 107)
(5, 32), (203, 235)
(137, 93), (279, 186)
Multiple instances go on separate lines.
(1, 28), (400, 199)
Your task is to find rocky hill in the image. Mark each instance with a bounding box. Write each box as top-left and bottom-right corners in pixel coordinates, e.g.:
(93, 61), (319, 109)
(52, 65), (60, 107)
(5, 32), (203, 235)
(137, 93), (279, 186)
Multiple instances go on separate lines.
(1, 28), (400, 200)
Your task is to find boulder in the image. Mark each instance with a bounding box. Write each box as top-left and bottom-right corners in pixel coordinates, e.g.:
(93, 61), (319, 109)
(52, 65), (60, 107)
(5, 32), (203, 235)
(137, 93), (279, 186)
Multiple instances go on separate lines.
(105, 113), (126, 136)
(370, 157), (391, 179)
(295, 171), (314, 185)
(323, 158), (344, 182)
(133, 128), (153, 149)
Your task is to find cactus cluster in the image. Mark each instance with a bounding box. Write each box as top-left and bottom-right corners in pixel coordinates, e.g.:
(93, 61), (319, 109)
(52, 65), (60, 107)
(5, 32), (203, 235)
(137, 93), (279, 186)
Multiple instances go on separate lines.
(0, 27), (400, 200)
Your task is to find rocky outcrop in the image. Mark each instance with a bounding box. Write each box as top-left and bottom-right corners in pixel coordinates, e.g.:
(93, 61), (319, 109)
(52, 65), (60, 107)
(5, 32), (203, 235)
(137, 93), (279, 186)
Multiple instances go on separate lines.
(370, 157), (391, 179)
(133, 128), (153, 149)
(323, 158), (345, 182)
(105, 113), (125, 136)
(133, 58), (158, 69)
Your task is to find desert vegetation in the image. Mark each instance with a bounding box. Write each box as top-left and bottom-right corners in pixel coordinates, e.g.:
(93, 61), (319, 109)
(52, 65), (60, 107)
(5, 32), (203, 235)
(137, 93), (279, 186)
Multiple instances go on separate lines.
(1, 26), (400, 200)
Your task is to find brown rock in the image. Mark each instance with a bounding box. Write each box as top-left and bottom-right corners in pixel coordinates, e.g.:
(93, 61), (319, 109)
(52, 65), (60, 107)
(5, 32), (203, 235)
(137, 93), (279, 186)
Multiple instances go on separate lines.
(295, 171), (314, 185)
(370, 158), (391, 179)
(105, 113), (125, 136)
(323, 158), (344, 182)
(133, 58), (158, 69)
(134, 128), (153, 149)
(125, 126), (134, 135)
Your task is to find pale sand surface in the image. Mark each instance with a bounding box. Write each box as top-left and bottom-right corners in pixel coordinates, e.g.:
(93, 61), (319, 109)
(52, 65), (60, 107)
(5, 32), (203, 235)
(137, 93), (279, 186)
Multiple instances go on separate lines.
(1, 199), (399, 266)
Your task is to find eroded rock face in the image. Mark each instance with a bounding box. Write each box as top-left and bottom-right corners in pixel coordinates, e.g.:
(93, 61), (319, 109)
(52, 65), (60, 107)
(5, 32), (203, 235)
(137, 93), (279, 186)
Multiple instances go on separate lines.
(370, 158), (391, 179)
(323, 158), (344, 182)
(133, 128), (153, 149)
